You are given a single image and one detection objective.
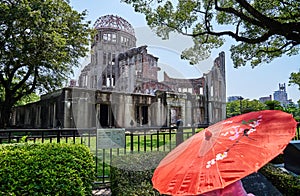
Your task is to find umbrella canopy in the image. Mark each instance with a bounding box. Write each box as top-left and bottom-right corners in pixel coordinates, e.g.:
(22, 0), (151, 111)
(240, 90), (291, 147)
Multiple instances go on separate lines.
(152, 110), (297, 195)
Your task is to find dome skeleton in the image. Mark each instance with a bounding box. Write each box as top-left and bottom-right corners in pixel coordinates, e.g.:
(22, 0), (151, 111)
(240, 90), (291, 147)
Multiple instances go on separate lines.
(93, 15), (135, 36)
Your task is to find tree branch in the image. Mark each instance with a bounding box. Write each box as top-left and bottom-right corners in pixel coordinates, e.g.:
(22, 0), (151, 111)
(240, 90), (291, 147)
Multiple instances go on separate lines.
(14, 67), (38, 102)
(162, 18), (274, 45)
(12, 65), (34, 93)
(235, 0), (300, 42)
(235, 0), (277, 26)
(257, 41), (294, 54)
(214, 0), (265, 28)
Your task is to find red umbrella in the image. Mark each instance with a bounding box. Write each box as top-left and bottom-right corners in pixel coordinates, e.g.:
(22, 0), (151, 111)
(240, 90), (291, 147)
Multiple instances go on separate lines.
(152, 110), (297, 195)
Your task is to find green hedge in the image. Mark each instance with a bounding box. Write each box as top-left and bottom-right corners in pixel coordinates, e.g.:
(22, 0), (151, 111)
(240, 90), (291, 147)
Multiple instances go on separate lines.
(110, 151), (168, 196)
(260, 163), (300, 195)
(111, 151), (300, 195)
(0, 143), (95, 196)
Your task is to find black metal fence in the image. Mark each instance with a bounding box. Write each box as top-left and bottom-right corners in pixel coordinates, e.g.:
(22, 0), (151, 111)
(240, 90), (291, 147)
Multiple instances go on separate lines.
(0, 123), (299, 186)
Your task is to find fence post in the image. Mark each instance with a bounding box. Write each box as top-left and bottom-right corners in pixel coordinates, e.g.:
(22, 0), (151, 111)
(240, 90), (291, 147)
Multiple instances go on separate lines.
(192, 126), (195, 135)
(73, 129), (76, 144)
(57, 129), (61, 143)
(297, 123), (300, 140)
(156, 129), (160, 150)
(130, 132), (134, 152)
(8, 132), (11, 143)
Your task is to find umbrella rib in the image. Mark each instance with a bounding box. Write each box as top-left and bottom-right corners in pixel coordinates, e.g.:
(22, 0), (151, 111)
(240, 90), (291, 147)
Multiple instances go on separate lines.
(213, 148), (226, 188)
(213, 135), (263, 184)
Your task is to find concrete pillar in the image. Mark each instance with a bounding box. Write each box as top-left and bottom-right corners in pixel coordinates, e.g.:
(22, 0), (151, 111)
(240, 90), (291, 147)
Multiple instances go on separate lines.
(125, 95), (130, 127)
(185, 99), (192, 126)
(115, 93), (125, 127)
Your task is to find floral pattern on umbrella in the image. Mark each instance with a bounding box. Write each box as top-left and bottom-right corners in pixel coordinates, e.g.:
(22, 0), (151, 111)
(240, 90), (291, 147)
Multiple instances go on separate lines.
(152, 110), (297, 195)
(205, 116), (262, 169)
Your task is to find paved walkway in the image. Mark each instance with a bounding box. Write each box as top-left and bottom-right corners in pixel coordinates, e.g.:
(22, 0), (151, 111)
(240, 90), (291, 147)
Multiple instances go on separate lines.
(92, 172), (281, 196)
(242, 172), (282, 196)
(92, 188), (111, 196)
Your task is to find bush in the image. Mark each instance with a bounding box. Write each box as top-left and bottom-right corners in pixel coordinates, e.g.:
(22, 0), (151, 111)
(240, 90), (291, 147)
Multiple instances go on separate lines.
(260, 163), (300, 195)
(110, 151), (168, 196)
(0, 143), (95, 195)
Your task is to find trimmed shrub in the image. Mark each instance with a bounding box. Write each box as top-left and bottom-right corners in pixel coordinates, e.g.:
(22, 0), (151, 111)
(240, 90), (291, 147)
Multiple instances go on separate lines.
(0, 143), (95, 195)
(110, 151), (168, 196)
(260, 163), (300, 195)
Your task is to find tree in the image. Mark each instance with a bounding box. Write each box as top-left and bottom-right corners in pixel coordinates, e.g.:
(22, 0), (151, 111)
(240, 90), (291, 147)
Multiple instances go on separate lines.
(283, 102), (300, 121)
(226, 100), (241, 117)
(226, 99), (265, 117)
(15, 93), (40, 106)
(264, 100), (283, 110)
(0, 0), (91, 128)
(123, 0), (300, 92)
(227, 99), (300, 121)
(289, 71), (300, 90)
(123, 0), (300, 67)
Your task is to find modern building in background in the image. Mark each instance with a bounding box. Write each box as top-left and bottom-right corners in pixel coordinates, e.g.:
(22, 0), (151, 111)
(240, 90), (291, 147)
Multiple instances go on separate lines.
(227, 96), (244, 102)
(273, 83), (288, 106)
(228, 83), (293, 106)
(11, 15), (226, 128)
(259, 95), (272, 103)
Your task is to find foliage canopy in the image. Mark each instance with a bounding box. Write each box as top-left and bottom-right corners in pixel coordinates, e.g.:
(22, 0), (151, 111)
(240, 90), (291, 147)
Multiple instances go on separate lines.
(123, 0), (300, 95)
(123, 0), (300, 67)
(226, 99), (300, 121)
(289, 71), (300, 90)
(0, 0), (91, 127)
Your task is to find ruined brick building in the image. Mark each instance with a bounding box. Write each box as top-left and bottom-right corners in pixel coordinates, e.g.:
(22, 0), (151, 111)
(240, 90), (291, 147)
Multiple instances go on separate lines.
(11, 15), (226, 128)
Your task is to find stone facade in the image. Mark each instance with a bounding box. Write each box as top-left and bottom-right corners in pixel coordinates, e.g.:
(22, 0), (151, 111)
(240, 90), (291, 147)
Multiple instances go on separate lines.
(114, 45), (160, 93)
(11, 52), (226, 129)
(10, 15), (226, 128)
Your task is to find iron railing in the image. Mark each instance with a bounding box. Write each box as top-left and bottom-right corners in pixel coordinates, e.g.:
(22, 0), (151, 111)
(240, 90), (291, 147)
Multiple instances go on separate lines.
(0, 125), (207, 185)
(0, 123), (299, 186)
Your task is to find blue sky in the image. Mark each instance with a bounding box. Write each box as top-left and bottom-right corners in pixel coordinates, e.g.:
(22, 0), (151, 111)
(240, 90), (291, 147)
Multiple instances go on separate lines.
(70, 0), (300, 102)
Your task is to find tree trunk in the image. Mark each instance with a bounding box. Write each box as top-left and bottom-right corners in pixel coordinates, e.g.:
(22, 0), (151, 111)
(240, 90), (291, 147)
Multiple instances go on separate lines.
(0, 102), (13, 128)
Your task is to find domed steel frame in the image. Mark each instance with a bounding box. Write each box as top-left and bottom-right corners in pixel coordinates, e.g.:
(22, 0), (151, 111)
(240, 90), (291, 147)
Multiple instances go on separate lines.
(93, 15), (135, 36)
